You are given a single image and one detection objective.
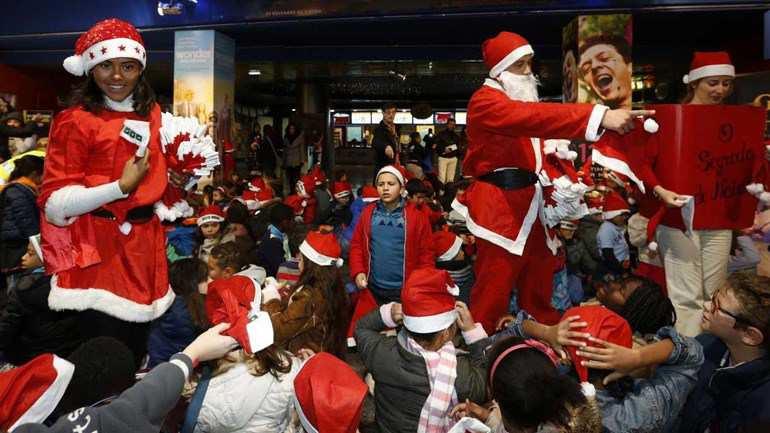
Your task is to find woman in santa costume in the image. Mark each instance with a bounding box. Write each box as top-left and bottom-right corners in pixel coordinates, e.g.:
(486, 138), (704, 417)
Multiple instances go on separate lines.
(453, 31), (651, 331)
(39, 19), (199, 357)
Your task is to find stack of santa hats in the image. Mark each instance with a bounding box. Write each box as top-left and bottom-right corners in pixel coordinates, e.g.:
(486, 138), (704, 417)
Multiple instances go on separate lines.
(0, 354), (74, 432)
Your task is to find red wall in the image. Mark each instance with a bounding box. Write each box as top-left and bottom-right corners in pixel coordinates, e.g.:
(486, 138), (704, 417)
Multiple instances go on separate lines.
(0, 65), (75, 112)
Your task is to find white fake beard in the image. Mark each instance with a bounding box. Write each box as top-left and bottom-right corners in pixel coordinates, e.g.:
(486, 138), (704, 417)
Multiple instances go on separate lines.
(499, 71), (540, 102)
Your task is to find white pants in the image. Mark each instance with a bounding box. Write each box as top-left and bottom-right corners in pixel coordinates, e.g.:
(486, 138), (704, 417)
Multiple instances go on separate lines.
(656, 225), (732, 337)
(437, 156), (458, 185)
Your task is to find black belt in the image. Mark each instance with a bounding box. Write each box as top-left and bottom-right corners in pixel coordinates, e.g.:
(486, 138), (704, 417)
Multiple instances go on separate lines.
(91, 205), (155, 224)
(478, 168), (539, 190)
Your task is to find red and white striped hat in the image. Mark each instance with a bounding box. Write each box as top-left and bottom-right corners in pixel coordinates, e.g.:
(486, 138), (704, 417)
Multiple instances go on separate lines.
(300, 231), (343, 268)
(197, 205), (225, 226)
(332, 181), (352, 200)
(482, 31), (534, 78)
(0, 354), (74, 432)
(63, 18), (147, 77)
(682, 51), (735, 84)
(401, 268), (459, 333)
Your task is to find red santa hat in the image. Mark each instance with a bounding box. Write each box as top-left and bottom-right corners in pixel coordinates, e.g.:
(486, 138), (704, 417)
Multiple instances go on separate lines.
(293, 353), (368, 433)
(284, 195), (307, 216)
(332, 181), (352, 200)
(297, 174), (317, 198)
(197, 205), (225, 226)
(310, 165), (327, 186)
(482, 31), (534, 78)
(591, 126), (649, 194)
(376, 164), (408, 186)
(205, 275), (274, 354)
(602, 191), (630, 220)
(562, 305), (632, 394)
(299, 230), (343, 268)
(360, 185), (379, 202)
(248, 176), (267, 193)
(432, 230), (464, 262)
(401, 268), (459, 333)
(0, 354), (75, 432)
(683, 51), (735, 84)
(63, 18), (146, 77)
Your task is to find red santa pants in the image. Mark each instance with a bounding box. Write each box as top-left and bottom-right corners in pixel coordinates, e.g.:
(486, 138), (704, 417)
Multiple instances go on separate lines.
(470, 223), (561, 332)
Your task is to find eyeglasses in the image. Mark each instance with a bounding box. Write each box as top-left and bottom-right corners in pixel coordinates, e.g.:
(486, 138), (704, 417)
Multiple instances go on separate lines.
(708, 291), (753, 328)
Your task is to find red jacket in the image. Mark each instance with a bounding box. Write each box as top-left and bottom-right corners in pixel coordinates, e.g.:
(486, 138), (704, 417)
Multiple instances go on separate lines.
(349, 200), (434, 283)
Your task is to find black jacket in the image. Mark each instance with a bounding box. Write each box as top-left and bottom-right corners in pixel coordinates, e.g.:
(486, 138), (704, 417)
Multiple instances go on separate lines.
(1, 181), (40, 243)
(435, 129), (461, 159)
(0, 271), (83, 365)
(372, 121), (398, 170)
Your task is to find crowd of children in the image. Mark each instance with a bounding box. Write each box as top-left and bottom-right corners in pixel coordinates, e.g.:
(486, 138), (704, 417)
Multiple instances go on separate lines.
(0, 19), (769, 433)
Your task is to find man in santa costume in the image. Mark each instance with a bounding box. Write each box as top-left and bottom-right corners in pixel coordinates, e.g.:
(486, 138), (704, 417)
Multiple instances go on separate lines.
(453, 31), (653, 331)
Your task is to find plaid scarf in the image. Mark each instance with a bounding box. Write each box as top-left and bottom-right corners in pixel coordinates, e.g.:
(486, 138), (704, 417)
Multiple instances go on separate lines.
(406, 337), (459, 433)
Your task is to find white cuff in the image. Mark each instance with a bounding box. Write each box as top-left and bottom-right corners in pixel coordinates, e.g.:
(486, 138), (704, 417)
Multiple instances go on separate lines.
(169, 359), (190, 381)
(585, 104), (609, 142)
(261, 278), (281, 303)
(380, 302), (398, 328)
(45, 181), (128, 226)
(461, 323), (488, 345)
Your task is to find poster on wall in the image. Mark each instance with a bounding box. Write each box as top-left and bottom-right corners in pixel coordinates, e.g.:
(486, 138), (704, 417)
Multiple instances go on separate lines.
(563, 14), (633, 109)
(173, 30), (214, 126)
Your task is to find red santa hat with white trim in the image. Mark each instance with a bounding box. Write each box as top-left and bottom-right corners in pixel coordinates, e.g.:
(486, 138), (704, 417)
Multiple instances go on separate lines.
(197, 205), (225, 226)
(310, 164), (328, 186)
(360, 185), (379, 202)
(205, 275), (273, 354)
(602, 191), (630, 220)
(376, 164), (409, 186)
(63, 18), (147, 77)
(483, 31), (534, 78)
(682, 51), (735, 84)
(297, 174), (317, 198)
(293, 353), (368, 433)
(284, 195), (307, 217)
(401, 268), (460, 333)
(300, 230), (343, 268)
(332, 181), (352, 200)
(0, 354), (74, 432)
(432, 230), (464, 262)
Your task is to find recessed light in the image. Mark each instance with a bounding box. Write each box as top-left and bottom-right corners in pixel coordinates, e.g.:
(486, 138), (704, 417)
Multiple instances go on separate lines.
(248, 69), (261, 76)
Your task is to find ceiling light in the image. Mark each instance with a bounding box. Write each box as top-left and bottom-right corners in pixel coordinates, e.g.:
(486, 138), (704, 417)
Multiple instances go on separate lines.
(248, 69), (261, 76)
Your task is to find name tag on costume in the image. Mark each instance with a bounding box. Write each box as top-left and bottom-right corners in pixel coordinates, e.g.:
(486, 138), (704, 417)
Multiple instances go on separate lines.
(120, 119), (151, 157)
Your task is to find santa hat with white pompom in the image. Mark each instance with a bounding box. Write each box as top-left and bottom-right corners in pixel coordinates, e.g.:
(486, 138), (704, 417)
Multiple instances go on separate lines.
(63, 18), (147, 76)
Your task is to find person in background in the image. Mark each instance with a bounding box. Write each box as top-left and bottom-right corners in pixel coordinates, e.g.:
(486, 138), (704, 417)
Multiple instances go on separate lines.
(349, 165), (433, 305)
(0, 112), (47, 162)
(727, 230), (761, 274)
(0, 155), (44, 288)
(372, 103), (399, 176)
(596, 191), (631, 277)
(147, 258), (209, 368)
(435, 118), (461, 187)
(432, 230), (474, 305)
(276, 227), (308, 289)
(282, 123), (305, 192)
(677, 272), (770, 433)
(196, 205), (231, 265)
(256, 203), (296, 278)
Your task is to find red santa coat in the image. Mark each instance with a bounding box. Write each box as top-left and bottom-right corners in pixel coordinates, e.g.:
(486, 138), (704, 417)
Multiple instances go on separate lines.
(38, 104), (174, 323)
(454, 80), (606, 256)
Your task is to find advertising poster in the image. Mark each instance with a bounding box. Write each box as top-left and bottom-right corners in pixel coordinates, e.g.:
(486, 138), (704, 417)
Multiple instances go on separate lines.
(563, 14), (633, 109)
(173, 30), (214, 126)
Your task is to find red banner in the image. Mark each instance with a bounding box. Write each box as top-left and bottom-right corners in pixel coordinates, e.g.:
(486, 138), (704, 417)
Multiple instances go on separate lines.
(647, 104), (766, 229)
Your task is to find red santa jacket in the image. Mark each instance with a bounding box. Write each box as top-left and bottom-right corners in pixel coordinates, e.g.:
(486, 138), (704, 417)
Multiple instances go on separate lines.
(348, 200), (434, 282)
(453, 80), (606, 256)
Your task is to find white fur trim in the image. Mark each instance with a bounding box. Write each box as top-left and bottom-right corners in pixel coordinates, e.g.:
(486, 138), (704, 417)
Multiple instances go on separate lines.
(362, 196), (379, 203)
(603, 209), (629, 220)
(294, 395), (321, 433)
(683, 64), (735, 84)
(154, 199), (194, 223)
(77, 37), (146, 76)
(403, 309), (457, 333)
(483, 78), (504, 91)
(9, 356), (75, 431)
(591, 148), (646, 194)
(334, 190), (351, 199)
(648, 241), (658, 252)
(489, 44), (534, 78)
(581, 382), (596, 398)
(746, 183), (765, 195)
(347, 336), (357, 348)
(380, 302), (398, 328)
(376, 165), (405, 185)
(196, 214), (224, 226)
(299, 240), (343, 267)
(585, 105), (609, 142)
(48, 274), (176, 322)
(438, 235), (464, 262)
(760, 192), (770, 204)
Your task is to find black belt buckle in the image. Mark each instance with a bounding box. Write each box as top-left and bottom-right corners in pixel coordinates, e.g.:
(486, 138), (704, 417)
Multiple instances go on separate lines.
(91, 205), (155, 224)
(478, 169), (538, 190)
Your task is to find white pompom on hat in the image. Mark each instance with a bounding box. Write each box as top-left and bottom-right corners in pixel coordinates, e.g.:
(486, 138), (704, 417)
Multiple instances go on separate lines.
(63, 18), (146, 76)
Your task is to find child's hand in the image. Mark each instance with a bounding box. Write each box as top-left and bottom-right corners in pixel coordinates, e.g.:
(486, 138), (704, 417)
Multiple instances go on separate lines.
(450, 399), (490, 422)
(495, 314), (515, 331)
(183, 323), (239, 363)
(355, 273), (368, 290)
(544, 315), (590, 349)
(576, 335), (641, 376)
(454, 301), (476, 332)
